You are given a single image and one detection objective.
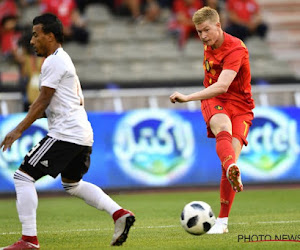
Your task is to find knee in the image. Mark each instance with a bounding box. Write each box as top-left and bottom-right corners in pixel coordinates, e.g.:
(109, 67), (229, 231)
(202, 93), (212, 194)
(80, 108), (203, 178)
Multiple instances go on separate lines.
(61, 181), (80, 196)
(213, 125), (232, 136)
(218, 124), (231, 133)
(210, 114), (232, 136)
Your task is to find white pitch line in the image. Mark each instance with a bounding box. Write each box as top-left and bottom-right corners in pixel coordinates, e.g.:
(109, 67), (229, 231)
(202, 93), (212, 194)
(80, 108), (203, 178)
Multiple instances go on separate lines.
(257, 220), (300, 224)
(1, 220), (300, 236)
(0, 225), (178, 236)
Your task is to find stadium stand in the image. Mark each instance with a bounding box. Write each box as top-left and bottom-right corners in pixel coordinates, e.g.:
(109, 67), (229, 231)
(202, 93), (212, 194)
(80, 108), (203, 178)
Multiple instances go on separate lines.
(258, 0), (300, 79)
(0, 0), (299, 114)
(64, 1), (298, 87)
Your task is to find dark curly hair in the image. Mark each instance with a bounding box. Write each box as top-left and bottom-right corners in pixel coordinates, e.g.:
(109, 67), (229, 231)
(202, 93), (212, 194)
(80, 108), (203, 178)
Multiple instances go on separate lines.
(32, 13), (64, 43)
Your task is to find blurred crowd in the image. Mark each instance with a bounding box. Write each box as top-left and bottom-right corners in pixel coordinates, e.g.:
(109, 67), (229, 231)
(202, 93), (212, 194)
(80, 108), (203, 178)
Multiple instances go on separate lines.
(0, 0), (269, 109)
(0, 0), (270, 60)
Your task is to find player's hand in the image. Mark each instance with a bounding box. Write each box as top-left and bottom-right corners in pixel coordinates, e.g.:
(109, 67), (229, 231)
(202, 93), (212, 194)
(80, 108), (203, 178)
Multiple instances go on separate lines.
(0, 129), (22, 152)
(170, 92), (189, 103)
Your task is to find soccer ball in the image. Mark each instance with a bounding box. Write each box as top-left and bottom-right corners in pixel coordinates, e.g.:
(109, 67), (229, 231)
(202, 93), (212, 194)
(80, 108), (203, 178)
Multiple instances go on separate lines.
(180, 201), (216, 235)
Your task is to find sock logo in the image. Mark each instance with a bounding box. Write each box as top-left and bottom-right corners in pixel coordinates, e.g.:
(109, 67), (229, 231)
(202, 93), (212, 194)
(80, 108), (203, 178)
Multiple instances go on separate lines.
(220, 198), (229, 205)
(222, 155), (232, 167)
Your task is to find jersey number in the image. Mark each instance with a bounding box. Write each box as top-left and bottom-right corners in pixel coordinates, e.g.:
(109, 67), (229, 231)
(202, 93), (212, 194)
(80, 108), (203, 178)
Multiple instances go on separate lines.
(27, 143), (41, 157)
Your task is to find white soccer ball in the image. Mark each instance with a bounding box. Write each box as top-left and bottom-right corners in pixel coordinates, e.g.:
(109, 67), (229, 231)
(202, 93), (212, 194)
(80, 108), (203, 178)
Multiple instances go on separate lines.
(180, 201), (216, 235)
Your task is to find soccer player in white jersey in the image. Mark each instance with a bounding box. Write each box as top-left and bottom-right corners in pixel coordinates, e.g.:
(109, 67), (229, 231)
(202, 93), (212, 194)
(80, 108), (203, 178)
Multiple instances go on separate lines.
(0, 13), (135, 249)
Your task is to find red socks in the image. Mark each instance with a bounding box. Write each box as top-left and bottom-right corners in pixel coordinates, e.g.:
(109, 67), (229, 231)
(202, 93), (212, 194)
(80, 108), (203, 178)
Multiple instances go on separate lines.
(216, 131), (236, 171)
(216, 131), (236, 217)
(22, 235), (38, 245)
(112, 209), (132, 222)
(218, 167), (236, 217)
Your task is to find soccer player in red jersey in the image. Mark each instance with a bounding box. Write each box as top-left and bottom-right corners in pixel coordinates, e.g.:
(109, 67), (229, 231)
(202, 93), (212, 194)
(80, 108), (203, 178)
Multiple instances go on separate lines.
(170, 6), (255, 234)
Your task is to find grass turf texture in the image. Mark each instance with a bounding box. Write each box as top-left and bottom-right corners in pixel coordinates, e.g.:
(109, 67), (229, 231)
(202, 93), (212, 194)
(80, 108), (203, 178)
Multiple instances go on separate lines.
(0, 188), (299, 249)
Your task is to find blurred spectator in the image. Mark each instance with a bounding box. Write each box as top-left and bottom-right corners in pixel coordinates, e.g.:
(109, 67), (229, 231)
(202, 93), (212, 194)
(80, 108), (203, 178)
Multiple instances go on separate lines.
(168, 0), (203, 49)
(0, 15), (22, 63)
(114, 0), (161, 23)
(0, 0), (19, 23)
(225, 0), (268, 41)
(74, 0), (116, 15)
(39, 0), (89, 44)
(74, 0), (89, 14)
(204, 0), (226, 26)
(158, 0), (172, 9)
(18, 29), (44, 110)
(0, 0), (19, 53)
(18, 0), (38, 7)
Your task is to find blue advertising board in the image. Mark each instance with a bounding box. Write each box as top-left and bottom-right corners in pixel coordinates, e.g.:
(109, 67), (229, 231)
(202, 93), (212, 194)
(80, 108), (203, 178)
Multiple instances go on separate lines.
(0, 107), (299, 192)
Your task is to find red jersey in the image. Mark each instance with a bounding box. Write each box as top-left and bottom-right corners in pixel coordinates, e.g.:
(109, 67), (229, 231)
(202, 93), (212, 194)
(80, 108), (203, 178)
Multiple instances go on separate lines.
(203, 32), (254, 109)
(40, 0), (76, 28)
(227, 0), (259, 23)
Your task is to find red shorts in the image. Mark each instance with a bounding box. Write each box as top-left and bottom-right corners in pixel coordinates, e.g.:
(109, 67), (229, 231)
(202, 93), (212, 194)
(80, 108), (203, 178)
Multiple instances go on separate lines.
(201, 98), (254, 146)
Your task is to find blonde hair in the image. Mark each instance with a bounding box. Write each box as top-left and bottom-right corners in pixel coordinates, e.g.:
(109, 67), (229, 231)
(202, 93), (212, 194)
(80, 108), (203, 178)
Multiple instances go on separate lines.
(192, 6), (220, 25)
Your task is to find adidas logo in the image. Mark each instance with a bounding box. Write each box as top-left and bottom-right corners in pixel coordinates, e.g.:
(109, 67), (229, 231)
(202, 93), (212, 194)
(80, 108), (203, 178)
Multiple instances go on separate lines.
(40, 160), (49, 168)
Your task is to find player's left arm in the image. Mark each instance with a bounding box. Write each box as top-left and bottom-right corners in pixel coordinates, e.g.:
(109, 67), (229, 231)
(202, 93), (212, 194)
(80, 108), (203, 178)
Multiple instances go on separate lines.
(0, 86), (55, 151)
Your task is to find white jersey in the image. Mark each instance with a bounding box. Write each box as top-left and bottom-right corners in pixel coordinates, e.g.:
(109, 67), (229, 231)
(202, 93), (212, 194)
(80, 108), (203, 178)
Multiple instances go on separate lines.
(40, 48), (93, 146)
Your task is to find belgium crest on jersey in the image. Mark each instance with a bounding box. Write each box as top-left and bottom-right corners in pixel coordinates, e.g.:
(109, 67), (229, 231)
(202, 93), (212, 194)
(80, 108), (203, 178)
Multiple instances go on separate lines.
(214, 105), (223, 110)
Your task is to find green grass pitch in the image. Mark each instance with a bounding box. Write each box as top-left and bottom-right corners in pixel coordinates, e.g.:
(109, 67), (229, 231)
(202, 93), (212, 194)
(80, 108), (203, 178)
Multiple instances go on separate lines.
(0, 187), (299, 249)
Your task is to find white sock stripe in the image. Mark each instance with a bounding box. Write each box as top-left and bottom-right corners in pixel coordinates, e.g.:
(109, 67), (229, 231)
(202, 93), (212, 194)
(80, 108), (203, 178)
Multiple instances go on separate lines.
(13, 170), (35, 183)
(28, 138), (57, 166)
(13, 173), (34, 183)
(62, 182), (80, 190)
(62, 185), (77, 190)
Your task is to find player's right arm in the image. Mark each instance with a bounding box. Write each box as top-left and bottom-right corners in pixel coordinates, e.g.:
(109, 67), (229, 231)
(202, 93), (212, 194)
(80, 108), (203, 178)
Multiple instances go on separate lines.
(0, 86), (55, 152)
(170, 69), (237, 103)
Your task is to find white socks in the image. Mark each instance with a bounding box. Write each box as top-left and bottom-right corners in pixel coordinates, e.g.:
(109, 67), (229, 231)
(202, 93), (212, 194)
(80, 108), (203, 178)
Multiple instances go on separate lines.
(62, 180), (121, 216)
(13, 169), (121, 238)
(216, 217), (228, 225)
(13, 170), (38, 236)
